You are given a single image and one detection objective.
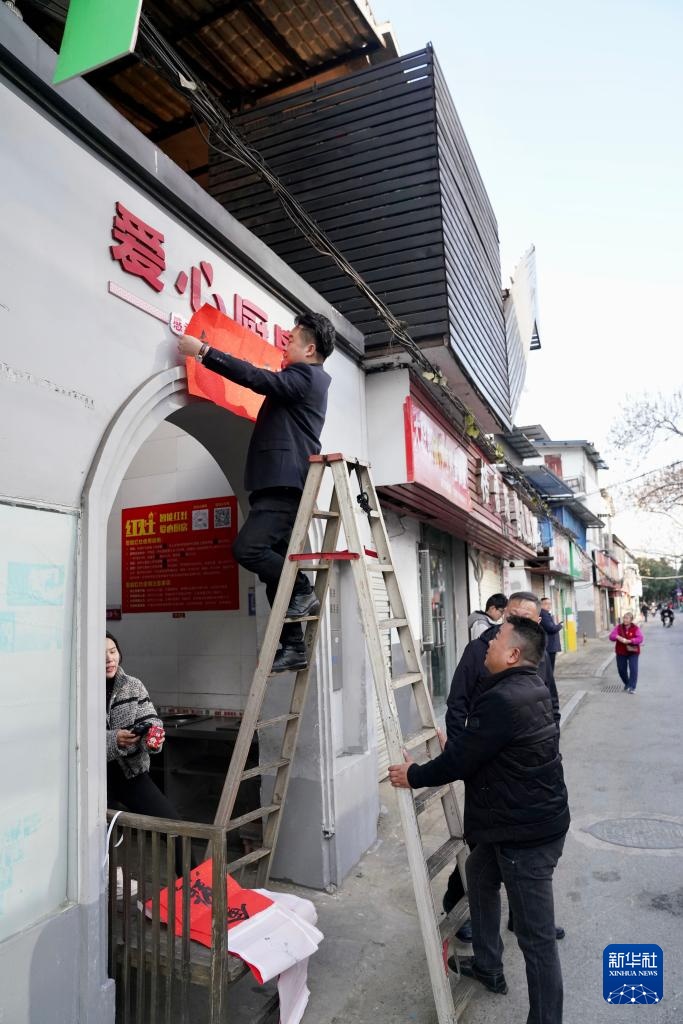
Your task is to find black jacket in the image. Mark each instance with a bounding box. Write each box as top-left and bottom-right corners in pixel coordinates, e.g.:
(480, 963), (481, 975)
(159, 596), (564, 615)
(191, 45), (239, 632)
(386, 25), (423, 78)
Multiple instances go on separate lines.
(408, 666), (570, 845)
(540, 607), (563, 653)
(445, 624), (560, 746)
(202, 349), (331, 492)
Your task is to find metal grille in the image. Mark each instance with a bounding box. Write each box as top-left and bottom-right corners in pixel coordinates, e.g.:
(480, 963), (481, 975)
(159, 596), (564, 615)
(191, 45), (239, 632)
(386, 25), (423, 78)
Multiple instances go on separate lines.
(600, 684), (625, 693)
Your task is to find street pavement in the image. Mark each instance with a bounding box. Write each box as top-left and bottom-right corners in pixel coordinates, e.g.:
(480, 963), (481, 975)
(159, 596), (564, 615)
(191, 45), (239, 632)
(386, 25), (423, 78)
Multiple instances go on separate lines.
(230, 620), (683, 1023)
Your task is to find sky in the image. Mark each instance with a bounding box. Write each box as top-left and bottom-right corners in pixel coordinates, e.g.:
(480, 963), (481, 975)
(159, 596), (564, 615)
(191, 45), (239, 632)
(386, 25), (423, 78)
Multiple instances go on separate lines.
(376, 0), (683, 560)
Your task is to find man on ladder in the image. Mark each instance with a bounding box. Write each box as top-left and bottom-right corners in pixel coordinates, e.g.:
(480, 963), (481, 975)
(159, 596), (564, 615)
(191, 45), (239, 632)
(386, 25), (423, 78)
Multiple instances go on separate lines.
(178, 311), (336, 673)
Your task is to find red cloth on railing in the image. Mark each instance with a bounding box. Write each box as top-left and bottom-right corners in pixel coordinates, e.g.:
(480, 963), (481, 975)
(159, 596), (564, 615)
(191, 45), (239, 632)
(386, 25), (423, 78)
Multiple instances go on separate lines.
(145, 861), (274, 954)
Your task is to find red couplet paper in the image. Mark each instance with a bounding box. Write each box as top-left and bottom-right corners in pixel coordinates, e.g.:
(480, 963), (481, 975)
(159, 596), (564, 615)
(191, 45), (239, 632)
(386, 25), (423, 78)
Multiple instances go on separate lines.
(121, 496), (239, 612)
(145, 863), (274, 952)
(185, 305), (284, 421)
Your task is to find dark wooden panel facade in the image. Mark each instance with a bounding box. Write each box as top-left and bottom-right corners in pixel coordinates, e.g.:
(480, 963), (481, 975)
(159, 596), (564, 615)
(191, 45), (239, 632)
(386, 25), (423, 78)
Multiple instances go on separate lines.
(208, 47), (512, 427)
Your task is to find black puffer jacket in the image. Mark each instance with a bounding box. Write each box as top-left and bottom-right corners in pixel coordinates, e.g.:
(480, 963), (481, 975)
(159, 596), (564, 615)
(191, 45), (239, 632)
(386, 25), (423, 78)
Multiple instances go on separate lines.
(408, 666), (570, 846)
(445, 624), (560, 747)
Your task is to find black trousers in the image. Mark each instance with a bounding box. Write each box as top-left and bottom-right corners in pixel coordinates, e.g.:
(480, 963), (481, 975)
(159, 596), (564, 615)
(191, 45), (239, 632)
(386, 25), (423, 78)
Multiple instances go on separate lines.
(107, 762), (192, 879)
(548, 651), (557, 670)
(232, 489), (311, 651)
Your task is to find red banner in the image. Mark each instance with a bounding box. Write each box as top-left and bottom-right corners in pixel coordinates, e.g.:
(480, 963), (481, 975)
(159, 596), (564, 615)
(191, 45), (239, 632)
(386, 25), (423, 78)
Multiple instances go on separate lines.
(404, 397), (472, 511)
(185, 305), (284, 421)
(121, 497), (239, 612)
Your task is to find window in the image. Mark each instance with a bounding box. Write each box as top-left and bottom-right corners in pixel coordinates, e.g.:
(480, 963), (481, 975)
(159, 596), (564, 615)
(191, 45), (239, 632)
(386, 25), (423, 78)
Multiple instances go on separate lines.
(0, 504), (77, 941)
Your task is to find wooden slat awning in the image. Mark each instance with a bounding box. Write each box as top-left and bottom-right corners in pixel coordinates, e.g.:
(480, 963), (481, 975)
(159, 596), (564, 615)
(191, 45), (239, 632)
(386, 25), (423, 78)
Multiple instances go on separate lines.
(23, 0), (389, 135)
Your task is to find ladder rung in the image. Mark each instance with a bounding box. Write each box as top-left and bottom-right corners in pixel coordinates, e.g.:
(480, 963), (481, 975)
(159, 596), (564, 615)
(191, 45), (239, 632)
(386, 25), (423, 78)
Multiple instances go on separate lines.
(227, 847), (272, 873)
(226, 804), (281, 832)
(426, 837), (465, 879)
(256, 713), (299, 730)
(311, 509), (339, 519)
(392, 672), (423, 691)
(413, 784), (451, 814)
(287, 563), (331, 571)
(241, 758), (289, 781)
(439, 896), (472, 941)
(289, 550), (359, 561)
(367, 564), (395, 573)
(283, 614), (319, 624)
(378, 617), (408, 630)
(404, 727), (437, 751)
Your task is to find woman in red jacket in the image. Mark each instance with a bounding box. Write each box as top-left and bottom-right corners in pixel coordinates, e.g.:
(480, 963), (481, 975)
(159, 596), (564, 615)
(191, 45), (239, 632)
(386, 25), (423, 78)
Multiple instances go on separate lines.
(609, 612), (644, 693)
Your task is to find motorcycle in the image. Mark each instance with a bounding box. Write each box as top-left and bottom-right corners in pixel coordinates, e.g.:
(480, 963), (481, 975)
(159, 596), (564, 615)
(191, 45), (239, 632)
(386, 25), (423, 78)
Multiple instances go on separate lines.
(661, 611), (674, 627)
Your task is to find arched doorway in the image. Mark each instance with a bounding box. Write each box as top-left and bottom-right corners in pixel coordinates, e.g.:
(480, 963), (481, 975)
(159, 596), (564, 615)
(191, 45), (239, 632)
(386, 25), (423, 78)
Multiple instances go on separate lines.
(77, 367), (256, 1002)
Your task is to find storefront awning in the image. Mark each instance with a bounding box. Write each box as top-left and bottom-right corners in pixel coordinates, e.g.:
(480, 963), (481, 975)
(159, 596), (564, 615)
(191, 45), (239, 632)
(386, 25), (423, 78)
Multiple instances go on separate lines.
(378, 482), (539, 563)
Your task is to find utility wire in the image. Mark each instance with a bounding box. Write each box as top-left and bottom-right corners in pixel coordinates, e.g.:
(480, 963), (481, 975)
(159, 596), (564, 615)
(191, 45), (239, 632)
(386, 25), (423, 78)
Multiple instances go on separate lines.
(27, 0), (560, 516)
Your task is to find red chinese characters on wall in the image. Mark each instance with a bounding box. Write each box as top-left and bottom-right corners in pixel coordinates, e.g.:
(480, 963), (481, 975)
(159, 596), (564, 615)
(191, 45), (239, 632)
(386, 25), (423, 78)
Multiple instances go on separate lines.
(234, 294), (268, 339)
(111, 202), (166, 292)
(175, 260), (226, 314)
(109, 200), (292, 344)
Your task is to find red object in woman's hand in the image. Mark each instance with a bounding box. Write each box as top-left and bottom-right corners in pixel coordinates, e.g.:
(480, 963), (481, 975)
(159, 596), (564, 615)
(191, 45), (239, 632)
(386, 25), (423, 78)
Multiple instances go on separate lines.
(146, 725), (165, 750)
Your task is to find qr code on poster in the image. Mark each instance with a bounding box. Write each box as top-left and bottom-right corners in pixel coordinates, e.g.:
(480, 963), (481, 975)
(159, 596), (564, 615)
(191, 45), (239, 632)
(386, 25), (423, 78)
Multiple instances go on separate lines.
(214, 506), (232, 529)
(192, 508), (209, 531)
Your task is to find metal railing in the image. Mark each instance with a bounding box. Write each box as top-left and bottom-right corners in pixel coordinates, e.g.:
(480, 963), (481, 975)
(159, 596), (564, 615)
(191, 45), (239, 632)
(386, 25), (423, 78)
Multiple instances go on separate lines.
(106, 810), (227, 1024)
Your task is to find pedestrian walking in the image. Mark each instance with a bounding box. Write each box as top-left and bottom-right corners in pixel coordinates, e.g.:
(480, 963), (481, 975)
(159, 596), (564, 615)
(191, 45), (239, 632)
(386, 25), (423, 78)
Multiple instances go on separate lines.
(389, 616), (569, 1024)
(540, 597), (563, 670)
(640, 603), (649, 622)
(609, 612), (644, 692)
(178, 312), (335, 673)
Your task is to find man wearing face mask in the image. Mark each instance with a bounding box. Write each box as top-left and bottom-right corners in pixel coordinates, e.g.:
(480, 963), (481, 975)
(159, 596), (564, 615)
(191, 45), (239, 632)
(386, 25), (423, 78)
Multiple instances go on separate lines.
(389, 616), (569, 1024)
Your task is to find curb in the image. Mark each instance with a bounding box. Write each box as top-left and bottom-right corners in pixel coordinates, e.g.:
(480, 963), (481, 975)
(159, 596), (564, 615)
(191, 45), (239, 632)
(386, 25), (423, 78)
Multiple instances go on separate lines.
(559, 690), (587, 731)
(597, 652), (615, 676)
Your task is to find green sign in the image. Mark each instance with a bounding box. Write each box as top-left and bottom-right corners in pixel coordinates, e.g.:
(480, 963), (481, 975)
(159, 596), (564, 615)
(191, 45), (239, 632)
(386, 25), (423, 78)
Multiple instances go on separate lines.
(53, 0), (143, 85)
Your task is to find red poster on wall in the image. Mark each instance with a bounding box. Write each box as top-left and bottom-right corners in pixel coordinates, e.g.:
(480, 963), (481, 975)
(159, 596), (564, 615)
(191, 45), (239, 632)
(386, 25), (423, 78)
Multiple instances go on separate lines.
(185, 305), (284, 422)
(121, 497), (239, 613)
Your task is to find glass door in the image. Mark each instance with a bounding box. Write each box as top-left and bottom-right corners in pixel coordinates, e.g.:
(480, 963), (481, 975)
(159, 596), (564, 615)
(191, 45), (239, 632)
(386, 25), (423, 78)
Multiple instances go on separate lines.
(421, 528), (456, 703)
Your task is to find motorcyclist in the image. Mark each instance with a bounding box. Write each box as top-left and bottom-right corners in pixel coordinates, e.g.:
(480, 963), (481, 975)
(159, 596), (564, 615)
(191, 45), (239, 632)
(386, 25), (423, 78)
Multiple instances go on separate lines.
(661, 606), (674, 626)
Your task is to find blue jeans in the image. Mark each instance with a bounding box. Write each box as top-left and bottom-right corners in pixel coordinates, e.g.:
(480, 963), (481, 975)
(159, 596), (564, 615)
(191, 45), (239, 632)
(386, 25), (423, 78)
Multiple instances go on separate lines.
(466, 836), (565, 1024)
(616, 653), (639, 690)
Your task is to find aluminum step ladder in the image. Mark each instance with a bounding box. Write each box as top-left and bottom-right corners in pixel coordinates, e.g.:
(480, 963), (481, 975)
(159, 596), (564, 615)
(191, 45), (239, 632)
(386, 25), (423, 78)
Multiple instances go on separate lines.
(219, 453), (473, 1023)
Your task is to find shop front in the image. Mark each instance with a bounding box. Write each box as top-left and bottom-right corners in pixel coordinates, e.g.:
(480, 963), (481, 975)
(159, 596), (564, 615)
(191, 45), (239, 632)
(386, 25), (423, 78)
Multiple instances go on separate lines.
(548, 532), (578, 652)
(366, 371), (540, 722)
(1, 23), (372, 1022)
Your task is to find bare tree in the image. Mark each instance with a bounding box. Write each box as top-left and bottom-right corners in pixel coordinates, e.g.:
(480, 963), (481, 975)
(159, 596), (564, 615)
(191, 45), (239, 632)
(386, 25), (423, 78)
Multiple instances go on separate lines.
(608, 390), (683, 515)
(629, 462), (683, 513)
(609, 390), (682, 458)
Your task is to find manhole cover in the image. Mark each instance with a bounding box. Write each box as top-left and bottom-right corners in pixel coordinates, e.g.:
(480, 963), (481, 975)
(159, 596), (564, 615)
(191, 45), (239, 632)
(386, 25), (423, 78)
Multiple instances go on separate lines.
(586, 818), (683, 849)
(600, 684), (623, 693)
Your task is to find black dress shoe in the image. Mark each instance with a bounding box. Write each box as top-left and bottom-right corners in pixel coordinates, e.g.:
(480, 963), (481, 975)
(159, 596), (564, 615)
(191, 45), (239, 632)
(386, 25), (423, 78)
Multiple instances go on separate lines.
(285, 591), (320, 619)
(271, 647), (308, 674)
(507, 917), (565, 941)
(448, 955), (508, 994)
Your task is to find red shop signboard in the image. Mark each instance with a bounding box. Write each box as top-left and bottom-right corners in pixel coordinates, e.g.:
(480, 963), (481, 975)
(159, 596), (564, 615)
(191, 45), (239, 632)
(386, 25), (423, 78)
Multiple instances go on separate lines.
(122, 497), (239, 613)
(403, 397), (472, 512)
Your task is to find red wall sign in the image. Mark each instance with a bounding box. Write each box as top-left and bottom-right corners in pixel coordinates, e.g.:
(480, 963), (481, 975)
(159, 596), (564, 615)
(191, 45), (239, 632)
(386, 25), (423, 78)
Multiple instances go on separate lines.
(122, 497), (239, 613)
(404, 397), (472, 512)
